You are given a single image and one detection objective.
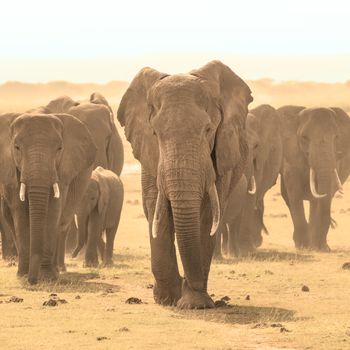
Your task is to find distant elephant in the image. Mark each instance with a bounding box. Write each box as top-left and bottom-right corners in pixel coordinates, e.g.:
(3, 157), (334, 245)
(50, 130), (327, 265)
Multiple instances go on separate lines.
(42, 93), (124, 176)
(117, 60), (253, 309)
(72, 166), (124, 267)
(0, 112), (96, 284)
(279, 106), (350, 251)
(39, 93), (124, 261)
(220, 105), (282, 257)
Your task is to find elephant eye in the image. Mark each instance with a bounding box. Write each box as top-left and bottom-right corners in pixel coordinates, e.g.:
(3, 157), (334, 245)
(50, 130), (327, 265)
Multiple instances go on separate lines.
(14, 145), (20, 151)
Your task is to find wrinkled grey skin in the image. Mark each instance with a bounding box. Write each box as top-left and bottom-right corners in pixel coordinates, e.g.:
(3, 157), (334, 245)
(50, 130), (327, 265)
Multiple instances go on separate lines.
(0, 112), (96, 284)
(117, 61), (252, 309)
(72, 166), (124, 267)
(279, 106), (350, 251)
(38, 93), (124, 263)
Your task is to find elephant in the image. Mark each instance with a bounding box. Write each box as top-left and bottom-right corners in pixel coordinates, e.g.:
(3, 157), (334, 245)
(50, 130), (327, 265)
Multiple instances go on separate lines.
(279, 106), (350, 251)
(38, 93), (124, 259)
(117, 60), (253, 309)
(41, 93), (124, 176)
(217, 105), (283, 257)
(0, 112), (97, 284)
(72, 166), (124, 267)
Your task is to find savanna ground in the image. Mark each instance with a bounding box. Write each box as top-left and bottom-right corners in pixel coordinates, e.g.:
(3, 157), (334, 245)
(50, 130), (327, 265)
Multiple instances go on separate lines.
(1, 98), (350, 350)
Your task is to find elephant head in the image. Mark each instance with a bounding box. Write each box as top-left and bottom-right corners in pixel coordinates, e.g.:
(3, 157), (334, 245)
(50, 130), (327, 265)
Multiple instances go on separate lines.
(279, 106), (350, 199)
(0, 113), (96, 284)
(43, 94), (124, 176)
(118, 61), (252, 288)
(72, 166), (110, 259)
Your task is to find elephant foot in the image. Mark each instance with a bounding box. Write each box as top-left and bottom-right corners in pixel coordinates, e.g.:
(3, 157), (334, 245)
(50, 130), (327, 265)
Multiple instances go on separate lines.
(310, 242), (331, 252)
(17, 264), (29, 277)
(176, 280), (215, 310)
(39, 267), (59, 282)
(212, 252), (224, 261)
(153, 277), (182, 306)
(83, 260), (99, 268)
(252, 233), (263, 248)
(101, 259), (114, 268)
(237, 243), (256, 257)
(58, 264), (67, 272)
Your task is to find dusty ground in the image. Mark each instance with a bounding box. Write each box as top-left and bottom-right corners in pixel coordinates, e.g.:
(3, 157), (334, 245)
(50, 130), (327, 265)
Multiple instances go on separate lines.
(0, 124), (350, 350)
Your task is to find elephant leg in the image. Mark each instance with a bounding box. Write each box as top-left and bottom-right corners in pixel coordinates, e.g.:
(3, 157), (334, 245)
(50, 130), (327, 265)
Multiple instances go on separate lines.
(142, 168), (182, 306)
(84, 211), (101, 267)
(38, 196), (61, 281)
(284, 171), (309, 249)
(98, 236), (105, 261)
(309, 199), (331, 252)
(12, 202), (30, 276)
(103, 227), (116, 266)
(227, 221), (240, 257)
(65, 220), (78, 254)
(221, 223), (229, 256)
(213, 230), (222, 259)
(288, 198), (309, 249)
(0, 213), (17, 260)
(236, 197), (257, 257)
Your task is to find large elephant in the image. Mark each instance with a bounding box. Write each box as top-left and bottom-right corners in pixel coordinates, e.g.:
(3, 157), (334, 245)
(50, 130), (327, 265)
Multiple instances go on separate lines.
(219, 105), (283, 257)
(279, 106), (350, 251)
(117, 61), (253, 309)
(72, 166), (124, 267)
(0, 112), (96, 284)
(38, 93), (124, 258)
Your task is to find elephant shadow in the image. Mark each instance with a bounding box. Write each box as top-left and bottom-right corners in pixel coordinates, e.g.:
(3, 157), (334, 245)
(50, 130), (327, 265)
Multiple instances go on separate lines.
(175, 303), (296, 325)
(213, 249), (314, 264)
(23, 271), (120, 294)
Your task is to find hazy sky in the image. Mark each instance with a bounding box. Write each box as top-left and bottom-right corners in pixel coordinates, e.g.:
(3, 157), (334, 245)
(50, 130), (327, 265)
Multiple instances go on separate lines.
(1, 0), (350, 82)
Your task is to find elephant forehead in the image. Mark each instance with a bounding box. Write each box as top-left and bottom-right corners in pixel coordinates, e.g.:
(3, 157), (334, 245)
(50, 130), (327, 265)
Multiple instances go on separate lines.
(151, 74), (208, 104)
(12, 114), (63, 142)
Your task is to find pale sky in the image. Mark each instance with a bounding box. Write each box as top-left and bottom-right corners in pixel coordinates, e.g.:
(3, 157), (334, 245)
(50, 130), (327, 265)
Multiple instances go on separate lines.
(1, 0), (350, 82)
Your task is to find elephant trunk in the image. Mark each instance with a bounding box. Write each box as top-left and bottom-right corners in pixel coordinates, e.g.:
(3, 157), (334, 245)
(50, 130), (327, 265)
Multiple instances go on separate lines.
(170, 193), (203, 291)
(27, 186), (50, 284)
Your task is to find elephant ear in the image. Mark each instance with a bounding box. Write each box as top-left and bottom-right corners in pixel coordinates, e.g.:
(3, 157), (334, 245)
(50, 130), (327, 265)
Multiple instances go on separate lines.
(95, 168), (109, 217)
(190, 60), (253, 180)
(117, 67), (169, 176)
(55, 114), (97, 185)
(46, 96), (79, 113)
(0, 113), (21, 185)
(330, 107), (350, 158)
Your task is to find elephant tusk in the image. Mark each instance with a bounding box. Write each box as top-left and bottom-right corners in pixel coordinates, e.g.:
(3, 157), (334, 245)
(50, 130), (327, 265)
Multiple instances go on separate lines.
(248, 175), (257, 195)
(334, 168), (343, 194)
(19, 183), (26, 202)
(208, 184), (220, 236)
(74, 214), (78, 228)
(309, 168), (327, 199)
(53, 183), (60, 199)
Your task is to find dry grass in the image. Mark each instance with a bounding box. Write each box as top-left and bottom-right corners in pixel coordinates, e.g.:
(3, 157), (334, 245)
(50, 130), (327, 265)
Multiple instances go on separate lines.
(1, 171), (350, 350)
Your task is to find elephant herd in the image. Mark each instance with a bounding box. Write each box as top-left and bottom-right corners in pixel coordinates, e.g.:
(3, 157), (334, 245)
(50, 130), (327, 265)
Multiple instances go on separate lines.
(1, 60), (350, 309)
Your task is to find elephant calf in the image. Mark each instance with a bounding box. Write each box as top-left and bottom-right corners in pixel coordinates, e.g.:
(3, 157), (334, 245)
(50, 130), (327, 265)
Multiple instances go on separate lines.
(72, 167), (124, 267)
